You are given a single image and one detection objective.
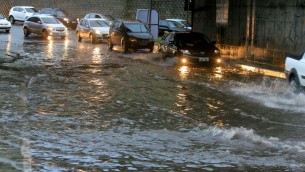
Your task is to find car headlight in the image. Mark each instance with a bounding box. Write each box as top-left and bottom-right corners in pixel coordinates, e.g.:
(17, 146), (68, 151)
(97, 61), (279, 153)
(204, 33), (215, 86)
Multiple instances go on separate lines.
(64, 18), (69, 22)
(47, 27), (54, 31)
(129, 38), (137, 42)
(181, 49), (191, 55)
(95, 30), (101, 34)
(214, 49), (220, 54)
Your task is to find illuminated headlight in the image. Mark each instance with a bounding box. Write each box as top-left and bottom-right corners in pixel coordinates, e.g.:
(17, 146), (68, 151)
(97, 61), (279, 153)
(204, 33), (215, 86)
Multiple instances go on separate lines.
(181, 49), (191, 55)
(214, 49), (220, 54)
(64, 18), (69, 22)
(129, 38), (137, 42)
(217, 58), (221, 63)
(47, 27), (54, 31)
(95, 30), (101, 34)
(181, 58), (188, 63)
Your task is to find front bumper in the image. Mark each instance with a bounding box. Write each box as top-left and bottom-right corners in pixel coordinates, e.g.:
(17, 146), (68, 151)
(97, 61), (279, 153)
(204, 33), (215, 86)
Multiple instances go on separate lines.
(49, 30), (67, 37)
(128, 39), (154, 49)
(179, 54), (222, 65)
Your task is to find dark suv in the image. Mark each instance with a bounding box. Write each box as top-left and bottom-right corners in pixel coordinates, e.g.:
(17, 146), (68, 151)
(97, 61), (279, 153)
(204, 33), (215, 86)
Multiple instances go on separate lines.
(108, 20), (154, 53)
(39, 8), (78, 29)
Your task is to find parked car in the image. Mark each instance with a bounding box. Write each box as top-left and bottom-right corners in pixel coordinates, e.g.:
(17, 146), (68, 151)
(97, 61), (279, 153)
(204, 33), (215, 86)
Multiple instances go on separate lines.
(23, 14), (67, 40)
(166, 18), (192, 30)
(108, 20), (154, 53)
(8, 6), (38, 24)
(159, 32), (221, 65)
(0, 14), (11, 33)
(159, 20), (189, 36)
(84, 13), (116, 25)
(285, 52), (305, 94)
(39, 8), (78, 29)
(76, 18), (110, 43)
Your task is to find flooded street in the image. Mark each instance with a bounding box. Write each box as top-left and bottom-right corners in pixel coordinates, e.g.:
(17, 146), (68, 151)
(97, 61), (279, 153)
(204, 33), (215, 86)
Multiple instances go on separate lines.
(1, 25), (305, 171)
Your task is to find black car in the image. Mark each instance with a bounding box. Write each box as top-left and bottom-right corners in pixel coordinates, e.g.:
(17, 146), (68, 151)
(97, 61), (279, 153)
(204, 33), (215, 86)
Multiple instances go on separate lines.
(39, 8), (78, 29)
(158, 20), (189, 36)
(159, 32), (221, 65)
(108, 20), (154, 53)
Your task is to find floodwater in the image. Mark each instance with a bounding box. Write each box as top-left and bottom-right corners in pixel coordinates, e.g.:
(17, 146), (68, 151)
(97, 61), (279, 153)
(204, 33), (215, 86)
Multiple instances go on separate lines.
(1, 26), (305, 171)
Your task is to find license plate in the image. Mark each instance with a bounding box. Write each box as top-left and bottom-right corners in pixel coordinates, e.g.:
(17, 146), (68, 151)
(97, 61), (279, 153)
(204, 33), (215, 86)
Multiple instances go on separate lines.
(199, 57), (209, 62)
(72, 21), (76, 23)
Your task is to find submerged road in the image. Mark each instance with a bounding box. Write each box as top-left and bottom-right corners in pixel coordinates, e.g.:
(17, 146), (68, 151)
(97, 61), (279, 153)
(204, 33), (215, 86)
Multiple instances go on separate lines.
(0, 25), (304, 171)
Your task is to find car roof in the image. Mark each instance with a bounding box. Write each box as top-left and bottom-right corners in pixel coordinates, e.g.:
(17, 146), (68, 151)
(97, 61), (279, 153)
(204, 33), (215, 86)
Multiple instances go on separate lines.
(31, 14), (55, 18)
(84, 18), (108, 21)
(13, 6), (35, 8)
(166, 18), (186, 21)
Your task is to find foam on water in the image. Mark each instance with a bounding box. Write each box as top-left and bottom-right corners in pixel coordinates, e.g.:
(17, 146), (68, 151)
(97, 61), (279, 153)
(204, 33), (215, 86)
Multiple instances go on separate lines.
(230, 77), (305, 112)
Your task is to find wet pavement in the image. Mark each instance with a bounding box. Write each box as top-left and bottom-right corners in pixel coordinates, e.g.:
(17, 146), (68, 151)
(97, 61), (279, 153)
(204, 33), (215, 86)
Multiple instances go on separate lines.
(0, 25), (305, 171)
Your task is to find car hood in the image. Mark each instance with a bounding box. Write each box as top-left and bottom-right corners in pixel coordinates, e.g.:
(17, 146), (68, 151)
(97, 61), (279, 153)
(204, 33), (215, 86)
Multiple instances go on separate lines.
(127, 32), (153, 39)
(47, 23), (66, 28)
(0, 19), (11, 25)
(92, 27), (110, 34)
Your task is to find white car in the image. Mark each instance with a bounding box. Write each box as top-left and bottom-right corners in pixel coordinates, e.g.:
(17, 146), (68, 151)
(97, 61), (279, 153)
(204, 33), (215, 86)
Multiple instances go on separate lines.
(166, 18), (192, 30)
(0, 14), (11, 33)
(76, 18), (110, 43)
(23, 14), (67, 40)
(285, 52), (305, 94)
(8, 6), (38, 24)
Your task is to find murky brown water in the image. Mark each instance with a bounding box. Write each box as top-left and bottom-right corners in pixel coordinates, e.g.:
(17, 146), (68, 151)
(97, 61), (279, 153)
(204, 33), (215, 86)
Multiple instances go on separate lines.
(0, 26), (305, 171)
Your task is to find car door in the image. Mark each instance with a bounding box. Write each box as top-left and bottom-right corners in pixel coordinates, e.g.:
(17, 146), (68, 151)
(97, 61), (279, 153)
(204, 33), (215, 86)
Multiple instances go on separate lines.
(14, 7), (23, 21)
(110, 21), (122, 45)
(31, 17), (42, 34)
(83, 20), (91, 38)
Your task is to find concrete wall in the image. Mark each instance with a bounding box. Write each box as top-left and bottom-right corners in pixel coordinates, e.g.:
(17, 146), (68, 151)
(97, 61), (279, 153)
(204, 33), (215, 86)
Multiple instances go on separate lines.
(193, 0), (305, 68)
(0, 0), (191, 21)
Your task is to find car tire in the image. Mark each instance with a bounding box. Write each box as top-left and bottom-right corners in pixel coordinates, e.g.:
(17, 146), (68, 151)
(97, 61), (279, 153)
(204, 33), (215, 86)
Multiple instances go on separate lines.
(122, 39), (128, 53)
(23, 27), (30, 37)
(90, 34), (96, 43)
(42, 30), (48, 40)
(108, 38), (113, 50)
(290, 76), (301, 95)
(8, 16), (15, 24)
(77, 32), (82, 42)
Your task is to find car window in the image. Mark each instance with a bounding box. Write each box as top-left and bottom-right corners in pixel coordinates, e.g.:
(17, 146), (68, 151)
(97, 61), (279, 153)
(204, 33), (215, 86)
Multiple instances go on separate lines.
(112, 21), (119, 29)
(89, 20), (109, 27)
(13, 8), (19, 12)
(159, 20), (168, 27)
(180, 20), (191, 27)
(167, 21), (183, 28)
(124, 23), (148, 33)
(41, 17), (60, 24)
(178, 34), (211, 45)
(25, 8), (38, 13)
(80, 19), (85, 26)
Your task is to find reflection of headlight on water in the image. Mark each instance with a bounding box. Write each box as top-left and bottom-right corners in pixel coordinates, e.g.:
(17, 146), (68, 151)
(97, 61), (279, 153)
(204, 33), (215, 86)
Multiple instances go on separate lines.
(179, 65), (189, 80)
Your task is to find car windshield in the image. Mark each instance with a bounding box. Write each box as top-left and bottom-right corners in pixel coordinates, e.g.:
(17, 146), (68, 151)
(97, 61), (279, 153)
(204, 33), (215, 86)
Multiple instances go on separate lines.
(0, 14), (4, 19)
(89, 20), (109, 27)
(56, 10), (68, 17)
(41, 17), (60, 24)
(180, 20), (191, 27)
(178, 34), (211, 46)
(25, 8), (38, 13)
(167, 21), (184, 28)
(124, 23), (148, 33)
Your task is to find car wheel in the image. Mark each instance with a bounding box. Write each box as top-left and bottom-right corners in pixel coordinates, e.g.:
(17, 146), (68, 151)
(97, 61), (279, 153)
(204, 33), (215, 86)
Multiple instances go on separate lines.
(42, 30), (48, 40)
(77, 32), (82, 42)
(289, 76), (301, 95)
(90, 34), (96, 43)
(8, 16), (15, 24)
(108, 38), (113, 50)
(23, 27), (30, 37)
(122, 39), (128, 52)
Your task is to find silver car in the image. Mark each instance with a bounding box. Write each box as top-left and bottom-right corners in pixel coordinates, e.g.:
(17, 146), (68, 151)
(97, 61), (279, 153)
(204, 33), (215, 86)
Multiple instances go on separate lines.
(76, 18), (110, 43)
(23, 14), (67, 40)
